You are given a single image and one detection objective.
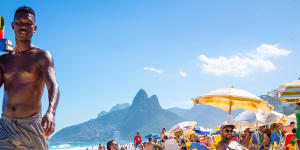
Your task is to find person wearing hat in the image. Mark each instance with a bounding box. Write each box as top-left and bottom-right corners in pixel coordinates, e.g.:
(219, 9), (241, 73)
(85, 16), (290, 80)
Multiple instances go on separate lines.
(217, 124), (235, 150)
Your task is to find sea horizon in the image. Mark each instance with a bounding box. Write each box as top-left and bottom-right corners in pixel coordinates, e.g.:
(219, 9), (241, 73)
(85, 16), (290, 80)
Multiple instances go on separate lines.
(49, 141), (133, 150)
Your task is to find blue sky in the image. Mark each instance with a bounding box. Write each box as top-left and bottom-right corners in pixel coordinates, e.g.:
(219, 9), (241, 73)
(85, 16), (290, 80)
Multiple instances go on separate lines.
(0, 0), (299, 134)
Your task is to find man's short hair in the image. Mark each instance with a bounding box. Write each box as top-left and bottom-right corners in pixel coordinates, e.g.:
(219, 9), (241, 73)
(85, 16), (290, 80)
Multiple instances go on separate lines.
(290, 121), (295, 125)
(107, 140), (116, 150)
(14, 6), (36, 20)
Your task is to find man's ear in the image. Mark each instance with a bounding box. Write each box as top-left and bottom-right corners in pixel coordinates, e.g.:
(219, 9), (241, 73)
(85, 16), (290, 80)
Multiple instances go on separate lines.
(34, 25), (37, 32)
(11, 22), (15, 30)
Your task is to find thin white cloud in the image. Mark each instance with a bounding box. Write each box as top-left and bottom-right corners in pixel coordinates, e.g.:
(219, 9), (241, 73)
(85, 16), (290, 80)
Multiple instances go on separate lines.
(179, 71), (187, 78)
(197, 44), (291, 77)
(144, 67), (163, 74)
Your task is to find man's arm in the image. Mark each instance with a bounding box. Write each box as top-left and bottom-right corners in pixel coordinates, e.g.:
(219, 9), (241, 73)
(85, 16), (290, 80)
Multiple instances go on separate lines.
(40, 50), (60, 138)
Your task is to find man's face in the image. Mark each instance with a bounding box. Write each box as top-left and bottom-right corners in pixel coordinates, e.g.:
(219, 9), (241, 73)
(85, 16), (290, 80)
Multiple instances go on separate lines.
(110, 141), (118, 150)
(12, 12), (36, 41)
(259, 126), (264, 132)
(244, 129), (251, 136)
(221, 127), (234, 141)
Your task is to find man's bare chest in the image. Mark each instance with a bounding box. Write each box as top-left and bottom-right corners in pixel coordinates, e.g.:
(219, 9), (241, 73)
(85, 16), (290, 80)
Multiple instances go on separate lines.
(2, 55), (42, 82)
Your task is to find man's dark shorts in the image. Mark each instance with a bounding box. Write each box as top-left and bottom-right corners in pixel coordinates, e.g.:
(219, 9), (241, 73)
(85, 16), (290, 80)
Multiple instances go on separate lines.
(0, 113), (48, 150)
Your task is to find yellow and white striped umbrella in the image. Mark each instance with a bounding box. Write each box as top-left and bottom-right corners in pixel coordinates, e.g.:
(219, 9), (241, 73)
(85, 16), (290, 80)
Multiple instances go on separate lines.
(279, 79), (300, 103)
(288, 114), (296, 121)
(193, 87), (272, 113)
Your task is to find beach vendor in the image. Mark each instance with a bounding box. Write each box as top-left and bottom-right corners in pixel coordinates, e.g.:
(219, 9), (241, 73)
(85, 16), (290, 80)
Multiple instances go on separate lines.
(0, 6), (60, 150)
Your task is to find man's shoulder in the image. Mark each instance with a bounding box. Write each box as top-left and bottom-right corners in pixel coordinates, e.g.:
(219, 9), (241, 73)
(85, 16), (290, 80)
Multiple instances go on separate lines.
(31, 47), (53, 63)
(31, 46), (51, 56)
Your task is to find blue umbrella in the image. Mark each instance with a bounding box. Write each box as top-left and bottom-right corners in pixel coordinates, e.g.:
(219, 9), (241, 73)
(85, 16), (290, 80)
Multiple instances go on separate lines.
(194, 126), (210, 135)
(145, 133), (159, 139)
(194, 126), (201, 131)
(153, 135), (161, 139)
(195, 130), (210, 135)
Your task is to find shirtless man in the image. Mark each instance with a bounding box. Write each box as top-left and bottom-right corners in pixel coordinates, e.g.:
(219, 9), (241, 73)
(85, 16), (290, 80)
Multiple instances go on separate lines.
(217, 124), (235, 150)
(0, 6), (60, 150)
(144, 137), (155, 150)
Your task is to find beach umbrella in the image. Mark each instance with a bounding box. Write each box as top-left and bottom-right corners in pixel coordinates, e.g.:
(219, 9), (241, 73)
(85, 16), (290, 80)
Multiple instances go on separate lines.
(194, 126), (214, 132)
(278, 78), (300, 103)
(184, 130), (195, 136)
(256, 111), (288, 125)
(234, 111), (257, 129)
(288, 114), (296, 121)
(194, 126), (211, 135)
(278, 78), (300, 147)
(152, 135), (161, 139)
(166, 121), (197, 137)
(234, 111), (288, 128)
(193, 87), (272, 115)
(145, 133), (159, 139)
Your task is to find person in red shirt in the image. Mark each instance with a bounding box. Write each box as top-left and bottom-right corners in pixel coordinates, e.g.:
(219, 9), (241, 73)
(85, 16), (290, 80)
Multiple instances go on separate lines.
(284, 128), (297, 150)
(134, 132), (142, 147)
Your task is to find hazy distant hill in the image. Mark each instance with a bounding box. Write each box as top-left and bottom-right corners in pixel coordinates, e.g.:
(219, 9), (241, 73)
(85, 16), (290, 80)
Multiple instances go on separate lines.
(97, 103), (130, 118)
(168, 105), (243, 129)
(109, 103), (130, 112)
(50, 89), (184, 144)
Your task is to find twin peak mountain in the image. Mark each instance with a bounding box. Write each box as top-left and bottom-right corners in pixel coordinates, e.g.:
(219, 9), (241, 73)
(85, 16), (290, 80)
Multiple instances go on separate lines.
(50, 89), (183, 143)
(51, 89), (238, 143)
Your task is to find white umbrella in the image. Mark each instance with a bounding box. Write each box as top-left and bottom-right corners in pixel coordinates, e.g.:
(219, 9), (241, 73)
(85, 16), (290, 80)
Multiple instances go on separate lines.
(234, 111), (257, 129)
(200, 126), (214, 132)
(256, 111), (287, 124)
(166, 121), (197, 136)
(234, 111), (287, 129)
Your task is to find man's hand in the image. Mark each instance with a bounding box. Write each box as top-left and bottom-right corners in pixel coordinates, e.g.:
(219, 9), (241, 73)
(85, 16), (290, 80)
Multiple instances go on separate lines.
(0, 39), (13, 52)
(41, 112), (55, 139)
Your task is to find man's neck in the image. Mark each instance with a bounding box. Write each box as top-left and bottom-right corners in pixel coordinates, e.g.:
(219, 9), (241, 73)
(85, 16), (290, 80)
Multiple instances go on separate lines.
(15, 39), (32, 52)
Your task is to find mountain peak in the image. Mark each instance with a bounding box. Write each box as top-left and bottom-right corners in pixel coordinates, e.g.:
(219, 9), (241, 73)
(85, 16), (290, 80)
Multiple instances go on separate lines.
(149, 95), (158, 100)
(136, 89), (148, 98)
(131, 89), (148, 106)
(149, 95), (161, 109)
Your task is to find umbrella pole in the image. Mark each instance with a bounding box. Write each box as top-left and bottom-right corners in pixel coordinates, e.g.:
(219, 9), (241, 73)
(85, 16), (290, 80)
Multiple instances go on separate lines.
(229, 101), (232, 115)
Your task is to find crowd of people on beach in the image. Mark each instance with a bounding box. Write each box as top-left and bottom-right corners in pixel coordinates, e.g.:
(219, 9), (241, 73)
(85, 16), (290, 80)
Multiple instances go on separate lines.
(90, 121), (297, 150)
